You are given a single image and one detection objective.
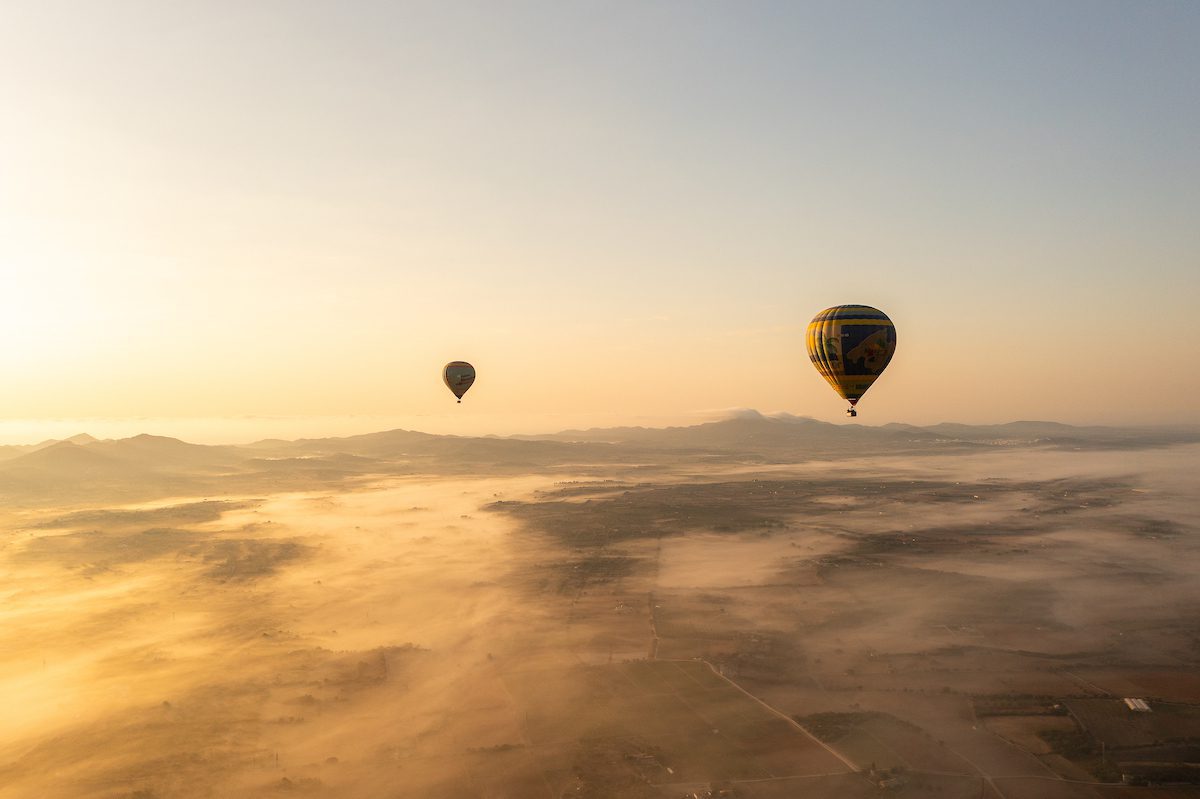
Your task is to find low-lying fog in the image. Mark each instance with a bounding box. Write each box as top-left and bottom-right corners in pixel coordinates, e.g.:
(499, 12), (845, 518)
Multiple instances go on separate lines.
(2, 427), (1198, 798)
(1, 476), (566, 797)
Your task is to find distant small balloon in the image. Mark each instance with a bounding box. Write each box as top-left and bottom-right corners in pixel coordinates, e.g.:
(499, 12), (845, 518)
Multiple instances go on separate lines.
(806, 305), (896, 417)
(443, 361), (475, 403)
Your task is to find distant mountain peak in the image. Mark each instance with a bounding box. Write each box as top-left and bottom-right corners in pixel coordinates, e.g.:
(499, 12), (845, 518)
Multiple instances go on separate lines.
(718, 408), (766, 421)
(709, 409), (824, 426)
(129, 433), (182, 442)
(43, 440), (86, 451)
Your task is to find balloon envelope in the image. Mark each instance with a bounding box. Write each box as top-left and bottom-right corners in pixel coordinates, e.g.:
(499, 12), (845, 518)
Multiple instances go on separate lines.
(443, 361), (476, 401)
(806, 305), (896, 408)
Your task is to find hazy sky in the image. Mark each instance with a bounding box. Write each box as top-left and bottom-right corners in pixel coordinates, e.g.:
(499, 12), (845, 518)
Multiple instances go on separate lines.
(2, 0), (1198, 439)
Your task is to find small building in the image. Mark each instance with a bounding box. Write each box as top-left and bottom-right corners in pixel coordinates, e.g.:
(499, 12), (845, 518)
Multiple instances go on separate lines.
(1123, 697), (1151, 712)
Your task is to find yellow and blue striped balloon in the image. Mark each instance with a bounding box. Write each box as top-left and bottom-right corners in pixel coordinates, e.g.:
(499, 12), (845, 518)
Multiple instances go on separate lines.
(806, 305), (896, 416)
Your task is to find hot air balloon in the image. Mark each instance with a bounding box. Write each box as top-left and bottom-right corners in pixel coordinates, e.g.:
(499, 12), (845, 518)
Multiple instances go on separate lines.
(443, 361), (476, 403)
(806, 305), (896, 417)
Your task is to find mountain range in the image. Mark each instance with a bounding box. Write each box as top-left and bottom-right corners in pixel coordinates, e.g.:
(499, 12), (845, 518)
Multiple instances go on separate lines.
(2, 412), (1197, 506)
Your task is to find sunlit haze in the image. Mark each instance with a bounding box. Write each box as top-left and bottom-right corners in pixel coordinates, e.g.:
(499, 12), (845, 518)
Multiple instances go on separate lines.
(3, 1), (1198, 438)
(4, 7), (1200, 796)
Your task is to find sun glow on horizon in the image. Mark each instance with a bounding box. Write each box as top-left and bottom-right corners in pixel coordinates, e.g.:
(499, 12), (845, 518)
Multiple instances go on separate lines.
(1, 2), (1197, 428)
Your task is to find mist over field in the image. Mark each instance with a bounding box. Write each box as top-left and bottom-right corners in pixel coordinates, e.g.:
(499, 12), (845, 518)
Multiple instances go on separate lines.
(5, 0), (1200, 795)
(2, 415), (1199, 798)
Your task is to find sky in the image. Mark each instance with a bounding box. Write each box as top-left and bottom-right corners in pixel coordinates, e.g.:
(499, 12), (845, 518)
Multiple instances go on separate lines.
(2, 0), (1198, 442)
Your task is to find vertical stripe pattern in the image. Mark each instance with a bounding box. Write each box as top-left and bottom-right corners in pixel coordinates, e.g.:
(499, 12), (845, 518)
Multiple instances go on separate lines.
(805, 305), (896, 407)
